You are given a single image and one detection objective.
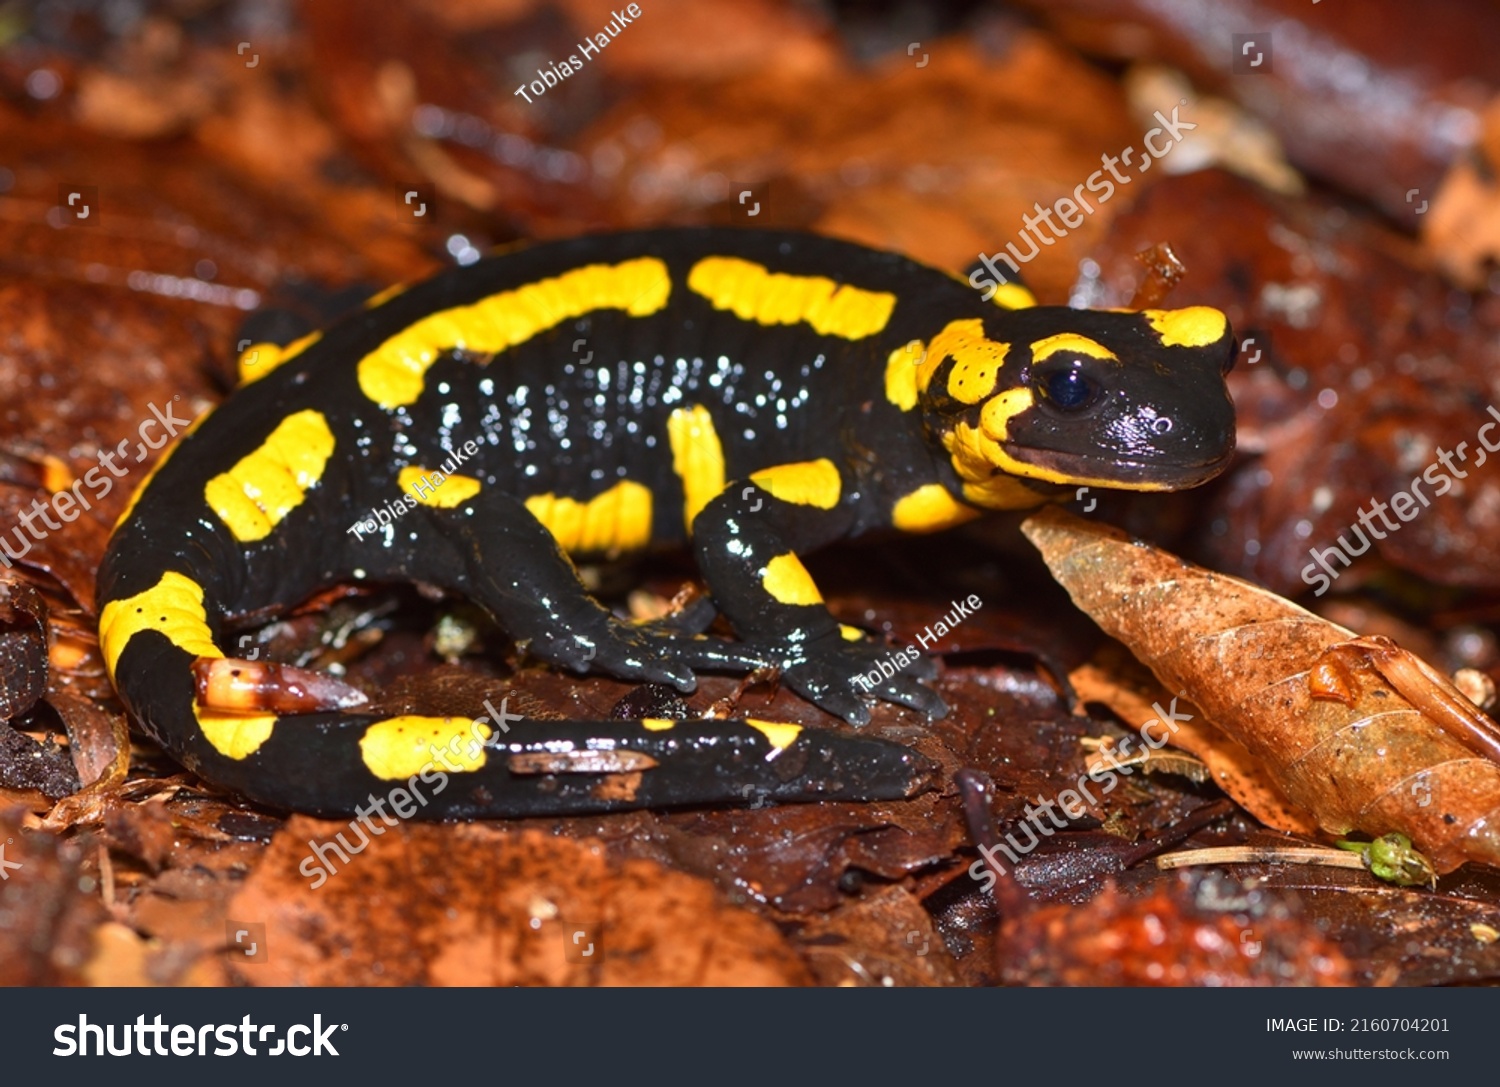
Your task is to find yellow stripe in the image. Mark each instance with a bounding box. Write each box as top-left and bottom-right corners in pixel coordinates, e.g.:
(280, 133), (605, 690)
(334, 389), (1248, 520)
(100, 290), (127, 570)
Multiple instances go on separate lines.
(961, 474), (1052, 509)
(98, 571), (218, 680)
(97, 571), (276, 759)
(642, 717), (676, 731)
(667, 405), (725, 531)
(884, 340), (923, 411)
(357, 258), (671, 409)
(687, 256), (895, 340)
(892, 483), (980, 533)
(943, 420), (1175, 495)
(749, 459), (841, 509)
(204, 410), (335, 541)
(524, 480), (654, 555)
(761, 553), (822, 606)
(1029, 332), (1116, 362)
(238, 330), (321, 385)
(361, 715), (490, 780)
(1142, 306), (1229, 348)
(398, 466), (483, 508)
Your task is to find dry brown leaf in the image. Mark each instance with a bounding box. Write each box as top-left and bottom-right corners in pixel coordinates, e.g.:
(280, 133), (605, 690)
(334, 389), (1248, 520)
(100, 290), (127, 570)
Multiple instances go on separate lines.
(1070, 650), (1320, 837)
(1024, 508), (1500, 874)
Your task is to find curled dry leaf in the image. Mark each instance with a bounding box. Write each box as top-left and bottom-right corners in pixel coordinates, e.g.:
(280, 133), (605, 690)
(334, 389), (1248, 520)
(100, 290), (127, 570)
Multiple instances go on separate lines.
(38, 687), (133, 832)
(0, 578), (49, 720)
(1023, 508), (1500, 875)
(1070, 648), (1321, 838)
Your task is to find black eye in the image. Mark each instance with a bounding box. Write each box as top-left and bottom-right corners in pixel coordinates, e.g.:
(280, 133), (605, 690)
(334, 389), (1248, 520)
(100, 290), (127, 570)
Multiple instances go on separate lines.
(1039, 367), (1097, 412)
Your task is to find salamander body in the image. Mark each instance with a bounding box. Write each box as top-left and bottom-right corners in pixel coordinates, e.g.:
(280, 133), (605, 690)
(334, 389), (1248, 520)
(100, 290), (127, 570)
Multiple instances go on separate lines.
(97, 228), (1236, 817)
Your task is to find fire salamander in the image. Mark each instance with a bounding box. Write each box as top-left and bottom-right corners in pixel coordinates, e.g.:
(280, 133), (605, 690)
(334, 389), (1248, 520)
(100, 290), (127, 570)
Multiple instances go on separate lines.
(96, 228), (1236, 818)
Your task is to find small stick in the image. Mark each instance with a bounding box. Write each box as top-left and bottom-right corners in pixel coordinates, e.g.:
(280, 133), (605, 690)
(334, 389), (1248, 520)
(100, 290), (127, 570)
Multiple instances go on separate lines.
(1156, 845), (1367, 872)
(1343, 636), (1500, 766)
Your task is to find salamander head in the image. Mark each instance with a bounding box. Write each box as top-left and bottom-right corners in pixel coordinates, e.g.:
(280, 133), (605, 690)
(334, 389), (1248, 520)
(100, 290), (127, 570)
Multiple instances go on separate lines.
(914, 305), (1237, 505)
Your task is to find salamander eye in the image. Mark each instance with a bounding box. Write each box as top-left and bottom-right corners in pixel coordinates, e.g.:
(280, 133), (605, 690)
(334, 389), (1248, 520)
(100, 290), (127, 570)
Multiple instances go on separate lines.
(1037, 366), (1098, 412)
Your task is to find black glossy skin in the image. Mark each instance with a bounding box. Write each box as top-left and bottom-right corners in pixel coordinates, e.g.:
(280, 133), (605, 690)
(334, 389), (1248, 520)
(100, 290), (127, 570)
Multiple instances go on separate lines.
(97, 228), (1236, 817)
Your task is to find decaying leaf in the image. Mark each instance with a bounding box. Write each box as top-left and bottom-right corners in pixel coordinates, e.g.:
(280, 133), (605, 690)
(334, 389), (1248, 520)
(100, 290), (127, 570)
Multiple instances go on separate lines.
(0, 578), (48, 720)
(1070, 649), (1321, 838)
(1024, 508), (1500, 874)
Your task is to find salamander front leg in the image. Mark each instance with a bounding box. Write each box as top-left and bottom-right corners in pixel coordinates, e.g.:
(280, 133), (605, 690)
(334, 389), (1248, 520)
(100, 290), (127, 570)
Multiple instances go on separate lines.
(424, 491), (724, 689)
(691, 476), (948, 725)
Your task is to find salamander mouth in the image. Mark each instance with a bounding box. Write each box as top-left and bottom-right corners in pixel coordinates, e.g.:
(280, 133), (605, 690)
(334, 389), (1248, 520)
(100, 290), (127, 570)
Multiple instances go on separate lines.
(1000, 442), (1235, 491)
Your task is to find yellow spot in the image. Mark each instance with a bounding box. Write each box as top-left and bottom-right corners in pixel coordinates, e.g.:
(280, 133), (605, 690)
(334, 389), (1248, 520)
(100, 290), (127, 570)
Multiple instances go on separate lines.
(194, 709), (277, 761)
(357, 258), (671, 409)
(884, 341), (923, 411)
(892, 484), (981, 533)
(97, 571), (277, 760)
(360, 715), (490, 780)
(749, 459), (841, 510)
(524, 480), (654, 555)
(112, 409), (210, 530)
(642, 718), (676, 731)
(204, 410), (335, 541)
(916, 320), (977, 392)
(667, 405), (725, 531)
(399, 466), (483, 508)
(991, 283), (1037, 310)
(1143, 306), (1229, 348)
(238, 331), (321, 386)
(687, 256), (895, 340)
(761, 553), (822, 606)
(746, 718), (803, 751)
(1030, 332), (1116, 362)
(363, 282), (408, 309)
(916, 319), (1011, 404)
(839, 624), (864, 642)
(947, 339), (1009, 405)
(979, 388), (1035, 443)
